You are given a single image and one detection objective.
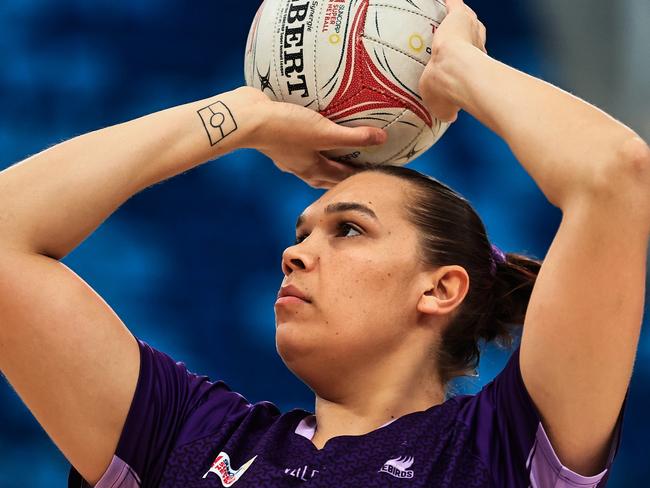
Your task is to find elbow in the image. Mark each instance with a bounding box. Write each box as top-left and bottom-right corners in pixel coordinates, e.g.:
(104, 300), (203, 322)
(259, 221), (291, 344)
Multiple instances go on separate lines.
(589, 136), (650, 207)
(618, 136), (650, 183)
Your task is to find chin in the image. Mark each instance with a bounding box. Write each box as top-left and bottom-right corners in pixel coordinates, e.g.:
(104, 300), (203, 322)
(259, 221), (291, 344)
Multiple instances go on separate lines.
(275, 325), (306, 362)
(275, 324), (324, 372)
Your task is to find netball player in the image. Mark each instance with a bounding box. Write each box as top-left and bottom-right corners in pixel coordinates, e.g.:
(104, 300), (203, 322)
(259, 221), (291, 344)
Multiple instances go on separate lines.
(0, 0), (648, 486)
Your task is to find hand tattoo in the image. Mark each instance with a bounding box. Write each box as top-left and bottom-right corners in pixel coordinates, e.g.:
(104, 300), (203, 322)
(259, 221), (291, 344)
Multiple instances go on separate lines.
(197, 101), (238, 146)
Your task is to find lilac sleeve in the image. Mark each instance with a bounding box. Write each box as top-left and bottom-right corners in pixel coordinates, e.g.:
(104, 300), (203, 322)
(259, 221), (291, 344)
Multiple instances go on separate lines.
(464, 346), (628, 488)
(68, 339), (253, 487)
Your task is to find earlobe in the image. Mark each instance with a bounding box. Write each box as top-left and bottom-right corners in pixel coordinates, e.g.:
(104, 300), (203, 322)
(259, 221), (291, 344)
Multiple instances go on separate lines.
(417, 266), (469, 317)
(417, 288), (440, 315)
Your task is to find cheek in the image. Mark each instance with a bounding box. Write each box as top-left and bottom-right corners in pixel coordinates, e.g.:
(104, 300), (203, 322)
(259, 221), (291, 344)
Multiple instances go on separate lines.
(324, 260), (410, 327)
(343, 260), (406, 300)
(275, 273), (412, 369)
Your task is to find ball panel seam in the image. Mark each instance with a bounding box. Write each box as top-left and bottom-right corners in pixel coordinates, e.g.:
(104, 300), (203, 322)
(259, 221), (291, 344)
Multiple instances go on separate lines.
(369, 2), (441, 24)
(379, 108), (409, 130)
(322, 84), (405, 117)
(378, 117), (431, 165)
(362, 35), (427, 67)
(312, 0), (328, 111)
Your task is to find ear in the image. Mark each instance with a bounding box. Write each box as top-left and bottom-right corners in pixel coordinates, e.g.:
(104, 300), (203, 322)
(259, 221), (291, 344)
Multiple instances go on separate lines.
(417, 265), (470, 317)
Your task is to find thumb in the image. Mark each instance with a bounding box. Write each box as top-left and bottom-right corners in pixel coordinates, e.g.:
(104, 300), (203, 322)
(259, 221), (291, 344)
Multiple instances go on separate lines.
(318, 121), (388, 150)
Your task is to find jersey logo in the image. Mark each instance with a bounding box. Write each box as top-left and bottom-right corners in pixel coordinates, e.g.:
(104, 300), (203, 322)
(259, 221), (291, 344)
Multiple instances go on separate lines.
(202, 451), (258, 486)
(284, 464), (320, 481)
(379, 455), (415, 479)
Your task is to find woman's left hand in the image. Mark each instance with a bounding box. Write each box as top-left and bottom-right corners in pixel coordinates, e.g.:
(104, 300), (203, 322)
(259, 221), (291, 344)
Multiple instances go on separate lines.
(418, 0), (487, 123)
(237, 87), (387, 189)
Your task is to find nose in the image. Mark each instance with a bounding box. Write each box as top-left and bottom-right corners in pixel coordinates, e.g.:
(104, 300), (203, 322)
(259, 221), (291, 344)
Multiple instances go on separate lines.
(281, 242), (317, 276)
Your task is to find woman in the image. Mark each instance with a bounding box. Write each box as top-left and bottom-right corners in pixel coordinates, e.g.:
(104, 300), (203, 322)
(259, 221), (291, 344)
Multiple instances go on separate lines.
(0, 0), (648, 486)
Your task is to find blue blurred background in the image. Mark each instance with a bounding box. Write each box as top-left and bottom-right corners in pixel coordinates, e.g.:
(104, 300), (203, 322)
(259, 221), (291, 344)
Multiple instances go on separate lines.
(0, 0), (648, 486)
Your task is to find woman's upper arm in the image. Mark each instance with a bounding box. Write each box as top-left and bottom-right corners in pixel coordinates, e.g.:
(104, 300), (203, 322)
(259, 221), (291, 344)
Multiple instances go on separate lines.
(0, 249), (140, 485)
(519, 189), (646, 476)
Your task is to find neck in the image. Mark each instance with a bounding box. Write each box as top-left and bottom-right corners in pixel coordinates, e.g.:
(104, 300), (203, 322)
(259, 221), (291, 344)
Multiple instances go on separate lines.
(309, 361), (445, 449)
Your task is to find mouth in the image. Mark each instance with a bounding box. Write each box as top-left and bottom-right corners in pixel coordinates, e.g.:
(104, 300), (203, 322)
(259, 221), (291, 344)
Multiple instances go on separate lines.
(275, 295), (310, 306)
(276, 285), (312, 304)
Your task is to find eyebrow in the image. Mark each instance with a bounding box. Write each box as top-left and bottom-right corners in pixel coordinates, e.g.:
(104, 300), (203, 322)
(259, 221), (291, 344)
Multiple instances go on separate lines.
(295, 202), (379, 230)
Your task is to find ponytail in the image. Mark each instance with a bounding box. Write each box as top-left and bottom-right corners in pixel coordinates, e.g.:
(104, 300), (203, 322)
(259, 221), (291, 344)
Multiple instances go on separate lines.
(485, 253), (541, 343)
(436, 252), (542, 386)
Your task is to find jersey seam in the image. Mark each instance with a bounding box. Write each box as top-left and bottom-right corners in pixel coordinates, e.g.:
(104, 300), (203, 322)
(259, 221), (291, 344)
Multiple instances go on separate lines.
(451, 408), (497, 488)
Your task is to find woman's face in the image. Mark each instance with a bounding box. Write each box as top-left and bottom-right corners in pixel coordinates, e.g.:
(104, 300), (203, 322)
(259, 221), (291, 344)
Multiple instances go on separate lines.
(274, 172), (436, 392)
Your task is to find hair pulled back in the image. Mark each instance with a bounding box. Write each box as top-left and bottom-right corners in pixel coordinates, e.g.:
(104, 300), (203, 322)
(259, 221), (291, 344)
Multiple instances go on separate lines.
(359, 165), (542, 387)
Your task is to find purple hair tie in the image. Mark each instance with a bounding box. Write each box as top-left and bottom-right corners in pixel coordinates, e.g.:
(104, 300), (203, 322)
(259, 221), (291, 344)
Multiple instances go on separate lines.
(489, 244), (506, 277)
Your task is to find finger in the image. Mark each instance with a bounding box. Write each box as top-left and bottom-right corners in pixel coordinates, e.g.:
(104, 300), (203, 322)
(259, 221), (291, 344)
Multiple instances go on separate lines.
(294, 154), (355, 186)
(311, 154), (359, 182)
(307, 178), (336, 190)
(295, 165), (335, 189)
(438, 109), (459, 124)
(444, 0), (464, 12)
(478, 21), (487, 51)
(318, 121), (388, 150)
(320, 155), (363, 177)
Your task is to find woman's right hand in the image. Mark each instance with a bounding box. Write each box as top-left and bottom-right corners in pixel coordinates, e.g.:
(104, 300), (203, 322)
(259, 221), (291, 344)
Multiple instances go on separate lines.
(419, 0), (487, 123)
(237, 87), (387, 189)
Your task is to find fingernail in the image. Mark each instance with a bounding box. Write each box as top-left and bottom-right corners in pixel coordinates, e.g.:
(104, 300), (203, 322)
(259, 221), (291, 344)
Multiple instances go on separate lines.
(372, 130), (387, 146)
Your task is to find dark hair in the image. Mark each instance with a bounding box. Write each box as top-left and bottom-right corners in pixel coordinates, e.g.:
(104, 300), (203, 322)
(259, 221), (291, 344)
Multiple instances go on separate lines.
(358, 165), (542, 390)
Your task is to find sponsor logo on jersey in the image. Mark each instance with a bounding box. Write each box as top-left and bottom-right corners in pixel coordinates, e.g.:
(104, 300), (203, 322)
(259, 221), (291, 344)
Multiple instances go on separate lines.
(379, 455), (415, 479)
(202, 451), (257, 486)
(285, 464), (320, 481)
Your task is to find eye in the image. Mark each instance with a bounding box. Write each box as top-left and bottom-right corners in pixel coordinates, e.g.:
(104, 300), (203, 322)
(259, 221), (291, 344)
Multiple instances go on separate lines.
(294, 222), (362, 245)
(336, 222), (362, 238)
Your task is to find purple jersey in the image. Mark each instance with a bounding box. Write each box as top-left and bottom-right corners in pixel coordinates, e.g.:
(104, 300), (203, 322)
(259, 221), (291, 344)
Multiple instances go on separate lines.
(68, 339), (627, 487)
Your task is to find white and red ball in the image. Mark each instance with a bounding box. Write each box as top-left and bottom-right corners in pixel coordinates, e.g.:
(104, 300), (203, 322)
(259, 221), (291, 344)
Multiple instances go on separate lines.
(244, 0), (450, 166)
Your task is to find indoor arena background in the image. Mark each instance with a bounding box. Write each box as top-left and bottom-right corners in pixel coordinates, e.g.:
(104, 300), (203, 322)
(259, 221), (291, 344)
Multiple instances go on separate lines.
(0, 0), (648, 486)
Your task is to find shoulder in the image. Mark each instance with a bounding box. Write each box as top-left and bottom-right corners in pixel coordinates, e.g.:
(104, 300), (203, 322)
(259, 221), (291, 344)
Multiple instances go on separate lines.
(450, 346), (626, 487)
(70, 339), (286, 488)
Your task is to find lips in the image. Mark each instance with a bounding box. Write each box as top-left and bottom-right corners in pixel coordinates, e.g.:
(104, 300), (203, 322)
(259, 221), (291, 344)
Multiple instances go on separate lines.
(277, 284), (312, 303)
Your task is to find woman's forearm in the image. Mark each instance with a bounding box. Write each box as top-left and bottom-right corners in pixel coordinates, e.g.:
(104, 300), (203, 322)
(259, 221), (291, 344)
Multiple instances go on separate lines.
(436, 42), (648, 208)
(0, 88), (258, 260)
